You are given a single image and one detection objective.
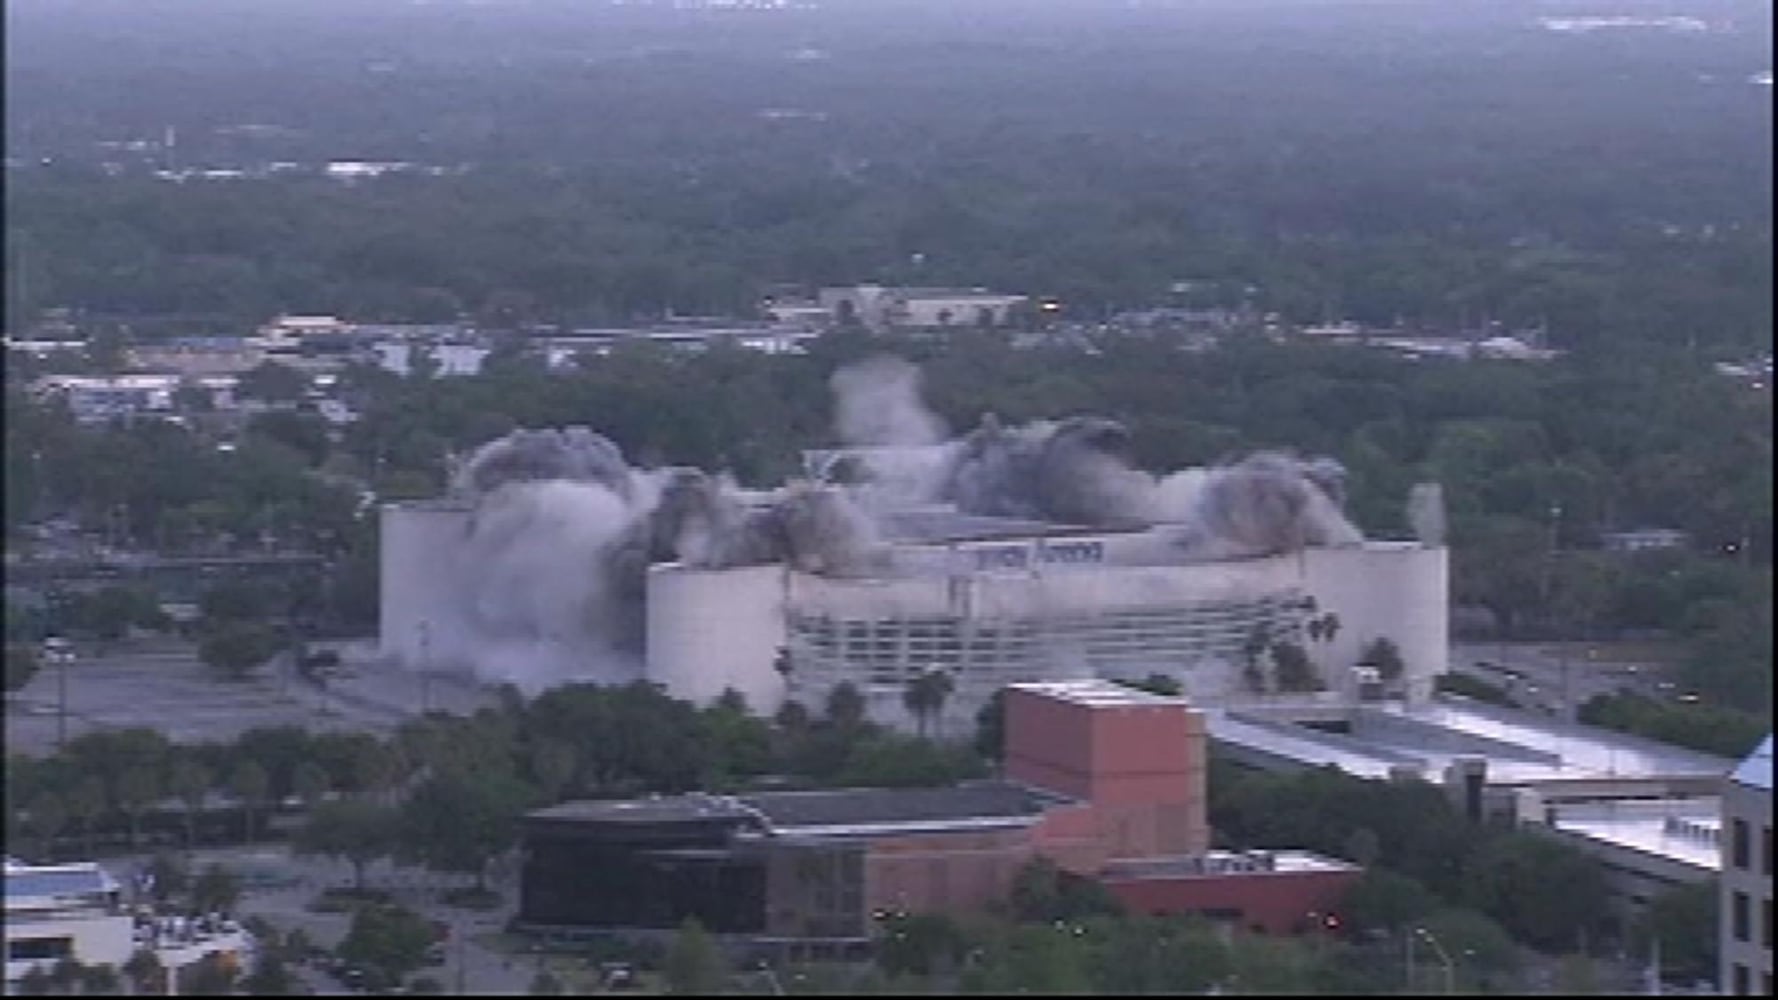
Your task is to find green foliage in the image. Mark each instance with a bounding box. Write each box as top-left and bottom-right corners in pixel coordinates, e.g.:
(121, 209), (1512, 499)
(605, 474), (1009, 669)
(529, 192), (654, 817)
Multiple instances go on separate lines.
(1435, 671), (1520, 708)
(972, 690), (1006, 762)
(5, 643), (41, 692)
(1460, 830), (1610, 953)
(1356, 637), (1405, 682)
(398, 768), (534, 887)
(1006, 858), (1124, 925)
(1578, 692), (1769, 760)
(1631, 880), (1718, 986)
(1271, 641), (1323, 693)
(876, 913), (970, 979)
(663, 917), (727, 996)
(198, 621), (283, 680)
(191, 863), (242, 914)
(294, 798), (400, 891)
(1340, 868), (1439, 934)
(337, 904), (436, 984)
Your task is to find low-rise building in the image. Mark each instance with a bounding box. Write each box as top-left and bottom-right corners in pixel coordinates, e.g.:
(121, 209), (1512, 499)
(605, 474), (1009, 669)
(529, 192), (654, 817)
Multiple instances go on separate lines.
(516, 681), (1359, 949)
(4, 860), (132, 989)
(818, 285), (1028, 331)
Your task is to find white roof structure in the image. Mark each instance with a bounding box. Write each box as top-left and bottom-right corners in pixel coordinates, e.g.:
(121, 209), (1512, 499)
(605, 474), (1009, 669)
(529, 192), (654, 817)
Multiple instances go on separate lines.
(1731, 736), (1774, 791)
(1208, 696), (1735, 786)
(1007, 679), (1192, 708)
(1546, 798), (1723, 872)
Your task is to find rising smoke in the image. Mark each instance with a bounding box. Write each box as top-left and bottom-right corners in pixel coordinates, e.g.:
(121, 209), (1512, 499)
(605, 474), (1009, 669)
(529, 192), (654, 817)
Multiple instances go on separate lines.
(403, 355), (1363, 691)
(827, 355), (1362, 557)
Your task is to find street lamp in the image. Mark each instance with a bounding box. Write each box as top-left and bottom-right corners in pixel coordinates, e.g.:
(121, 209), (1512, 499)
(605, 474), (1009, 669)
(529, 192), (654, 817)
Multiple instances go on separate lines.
(1413, 926), (1456, 995)
(42, 636), (74, 751)
(418, 619), (433, 714)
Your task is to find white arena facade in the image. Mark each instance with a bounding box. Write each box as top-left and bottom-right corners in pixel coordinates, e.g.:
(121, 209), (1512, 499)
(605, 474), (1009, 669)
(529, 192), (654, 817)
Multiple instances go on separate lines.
(382, 494), (1448, 732)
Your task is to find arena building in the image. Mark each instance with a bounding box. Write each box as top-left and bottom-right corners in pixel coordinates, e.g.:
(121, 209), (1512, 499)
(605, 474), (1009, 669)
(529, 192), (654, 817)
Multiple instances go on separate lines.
(382, 492), (1448, 731)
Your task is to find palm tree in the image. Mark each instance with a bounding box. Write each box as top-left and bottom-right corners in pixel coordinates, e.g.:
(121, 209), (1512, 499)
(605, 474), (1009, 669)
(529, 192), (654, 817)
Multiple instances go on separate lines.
(902, 670), (956, 738)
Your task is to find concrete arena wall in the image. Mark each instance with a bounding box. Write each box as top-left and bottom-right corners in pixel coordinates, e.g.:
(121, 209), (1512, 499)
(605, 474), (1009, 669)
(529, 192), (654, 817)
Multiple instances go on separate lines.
(1300, 544), (1448, 702)
(645, 562), (789, 712)
(786, 552), (1307, 620)
(378, 503), (474, 665)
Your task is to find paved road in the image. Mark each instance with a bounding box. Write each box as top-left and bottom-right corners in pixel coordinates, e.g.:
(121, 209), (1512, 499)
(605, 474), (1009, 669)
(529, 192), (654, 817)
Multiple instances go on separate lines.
(1450, 641), (1681, 720)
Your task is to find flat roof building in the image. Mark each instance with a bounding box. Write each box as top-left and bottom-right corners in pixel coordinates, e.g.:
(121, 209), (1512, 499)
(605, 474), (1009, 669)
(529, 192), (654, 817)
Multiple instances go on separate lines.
(517, 680), (1359, 947)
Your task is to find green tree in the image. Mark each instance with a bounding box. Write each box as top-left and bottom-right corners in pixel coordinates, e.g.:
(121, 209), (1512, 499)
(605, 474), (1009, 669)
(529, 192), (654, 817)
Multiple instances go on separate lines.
(1461, 830), (1609, 953)
(114, 765), (161, 849)
(973, 690), (1006, 762)
(664, 917), (727, 995)
(78, 963), (121, 995)
(199, 621), (284, 680)
(1633, 880), (1718, 985)
(294, 798), (399, 892)
(241, 952), (298, 996)
(877, 913), (969, 978)
(237, 361), (310, 404)
(5, 643), (40, 691)
(1270, 641), (1322, 693)
(337, 904), (436, 986)
(825, 682), (867, 731)
(292, 759), (332, 809)
(398, 769), (532, 890)
(192, 863), (242, 914)
(901, 669), (955, 738)
(228, 759), (270, 842)
(66, 775), (108, 856)
(1358, 636), (1406, 683)
(168, 757), (214, 849)
(24, 790), (67, 859)
(123, 949), (164, 995)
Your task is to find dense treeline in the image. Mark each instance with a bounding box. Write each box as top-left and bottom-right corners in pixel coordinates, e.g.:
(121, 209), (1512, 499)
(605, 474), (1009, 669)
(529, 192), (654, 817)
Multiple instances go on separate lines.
(5, 2), (1772, 347)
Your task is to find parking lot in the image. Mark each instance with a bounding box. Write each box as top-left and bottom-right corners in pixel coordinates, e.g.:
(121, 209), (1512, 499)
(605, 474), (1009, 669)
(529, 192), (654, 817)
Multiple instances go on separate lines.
(111, 843), (545, 995)
(4, 637), (499, 757)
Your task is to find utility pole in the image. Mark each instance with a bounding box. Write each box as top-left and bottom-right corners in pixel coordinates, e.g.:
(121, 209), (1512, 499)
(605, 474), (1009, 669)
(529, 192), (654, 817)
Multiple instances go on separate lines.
(43, 637), (73, 751)
(419, 619), (433, 714)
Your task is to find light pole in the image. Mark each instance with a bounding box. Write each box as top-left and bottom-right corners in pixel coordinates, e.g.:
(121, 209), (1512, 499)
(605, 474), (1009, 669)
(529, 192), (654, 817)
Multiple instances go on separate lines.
(43, 636), (74, 751)
(1415, 926), (1456, 995)
(418, 619), (433, 714)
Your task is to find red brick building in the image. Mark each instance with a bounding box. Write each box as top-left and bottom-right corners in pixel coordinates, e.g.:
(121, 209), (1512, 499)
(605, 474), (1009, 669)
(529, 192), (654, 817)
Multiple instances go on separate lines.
(518, 679), (1359, 943)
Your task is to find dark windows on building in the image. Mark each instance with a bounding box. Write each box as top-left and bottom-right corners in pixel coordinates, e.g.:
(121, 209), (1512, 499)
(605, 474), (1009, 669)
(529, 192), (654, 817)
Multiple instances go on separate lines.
(1733, 819), (1751, 869)
(7, 937), (73, 961)
(1764, 896), (1773, 951)
(1730, 963), (1748, 995)
(1764, 825), (1772, 877)
(1732, 891), (1751, 942)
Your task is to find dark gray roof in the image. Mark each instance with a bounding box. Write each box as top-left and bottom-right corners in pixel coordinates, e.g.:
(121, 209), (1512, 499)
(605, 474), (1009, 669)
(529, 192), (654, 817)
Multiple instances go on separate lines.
(740, 781), (1065, 830)
(529, 797), (753, 825)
